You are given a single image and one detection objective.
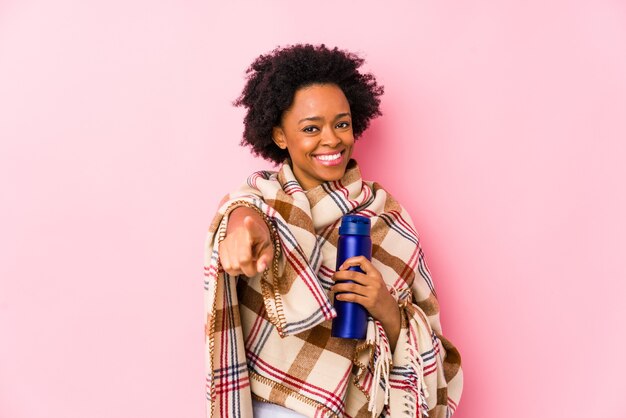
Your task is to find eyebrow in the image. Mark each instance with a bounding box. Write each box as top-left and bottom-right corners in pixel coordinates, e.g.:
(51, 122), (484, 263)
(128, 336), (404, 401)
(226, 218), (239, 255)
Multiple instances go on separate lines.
(298, 112), (351, 124)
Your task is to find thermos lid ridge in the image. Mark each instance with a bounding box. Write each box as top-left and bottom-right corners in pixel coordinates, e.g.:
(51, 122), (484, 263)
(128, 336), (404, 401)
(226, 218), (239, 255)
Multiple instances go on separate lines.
(338, 214), (371, 236)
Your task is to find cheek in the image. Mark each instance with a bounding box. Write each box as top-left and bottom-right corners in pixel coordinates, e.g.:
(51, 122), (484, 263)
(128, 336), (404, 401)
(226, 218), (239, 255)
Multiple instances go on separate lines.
(298, 138), (318, 154)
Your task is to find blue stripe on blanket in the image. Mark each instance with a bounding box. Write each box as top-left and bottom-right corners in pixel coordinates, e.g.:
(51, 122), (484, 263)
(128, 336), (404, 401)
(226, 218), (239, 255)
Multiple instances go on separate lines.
(283, 309), (328, 334)
(246, 320), (275, 368)
(224, 273), (243, 415)
(417, 253), (436, 296)
(322, 182), (351, 214)
(378, 213), (419, 245)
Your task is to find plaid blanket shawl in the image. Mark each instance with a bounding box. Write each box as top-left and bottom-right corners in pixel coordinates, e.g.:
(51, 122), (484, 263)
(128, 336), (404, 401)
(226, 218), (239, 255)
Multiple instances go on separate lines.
(204, 160), (463, 418)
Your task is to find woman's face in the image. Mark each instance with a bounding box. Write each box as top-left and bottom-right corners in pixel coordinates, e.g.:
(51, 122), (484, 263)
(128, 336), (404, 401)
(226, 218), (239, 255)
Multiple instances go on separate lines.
(272, 83), (354, 191)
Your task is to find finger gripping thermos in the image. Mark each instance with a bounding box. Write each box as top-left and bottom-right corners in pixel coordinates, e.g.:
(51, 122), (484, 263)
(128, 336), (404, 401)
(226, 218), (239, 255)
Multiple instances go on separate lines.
(331, 215), (371, 339)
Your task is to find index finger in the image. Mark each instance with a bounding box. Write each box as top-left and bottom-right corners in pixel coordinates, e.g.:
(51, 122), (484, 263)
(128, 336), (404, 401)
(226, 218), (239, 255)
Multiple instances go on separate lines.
(339, 256), (375, 274)
(243, 215), (269, 242)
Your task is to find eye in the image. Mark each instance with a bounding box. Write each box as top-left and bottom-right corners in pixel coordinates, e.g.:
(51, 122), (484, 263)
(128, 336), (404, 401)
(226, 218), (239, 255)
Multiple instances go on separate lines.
(302, 126), (319, 133)
(336, 121), (351, 129)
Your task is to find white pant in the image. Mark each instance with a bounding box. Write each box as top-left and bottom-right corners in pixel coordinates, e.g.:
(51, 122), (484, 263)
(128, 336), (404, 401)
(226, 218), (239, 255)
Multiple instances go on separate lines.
(252, 399), (307, 417)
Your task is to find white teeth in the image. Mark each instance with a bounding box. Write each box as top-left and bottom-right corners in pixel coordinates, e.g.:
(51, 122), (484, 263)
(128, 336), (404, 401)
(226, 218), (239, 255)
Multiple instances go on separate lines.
(315, 153), (341, 161)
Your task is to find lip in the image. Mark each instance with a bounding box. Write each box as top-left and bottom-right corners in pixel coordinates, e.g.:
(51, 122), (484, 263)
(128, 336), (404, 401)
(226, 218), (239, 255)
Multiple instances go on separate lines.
(312, 150), (345, 167)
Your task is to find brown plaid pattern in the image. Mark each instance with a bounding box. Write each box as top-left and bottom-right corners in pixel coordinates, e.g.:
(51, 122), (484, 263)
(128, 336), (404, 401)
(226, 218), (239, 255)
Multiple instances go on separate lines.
(204, 160), (463, 417)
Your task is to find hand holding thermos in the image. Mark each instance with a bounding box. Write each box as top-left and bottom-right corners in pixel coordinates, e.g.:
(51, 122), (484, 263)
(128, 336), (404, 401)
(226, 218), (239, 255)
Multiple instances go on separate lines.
(331, 215), (372, 339)
(331, 215), (402, 347)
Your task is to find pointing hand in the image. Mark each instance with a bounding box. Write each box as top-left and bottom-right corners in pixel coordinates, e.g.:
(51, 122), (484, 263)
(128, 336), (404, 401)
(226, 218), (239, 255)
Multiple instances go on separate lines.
(219, 207), (274, 277)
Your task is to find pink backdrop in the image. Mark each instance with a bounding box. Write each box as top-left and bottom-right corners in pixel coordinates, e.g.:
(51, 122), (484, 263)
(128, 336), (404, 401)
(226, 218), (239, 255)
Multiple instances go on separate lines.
(1, 1), (625, 417)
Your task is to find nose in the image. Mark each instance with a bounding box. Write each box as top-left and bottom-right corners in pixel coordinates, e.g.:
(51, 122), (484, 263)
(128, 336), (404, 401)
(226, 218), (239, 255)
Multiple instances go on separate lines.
(320, 125), (341, 147)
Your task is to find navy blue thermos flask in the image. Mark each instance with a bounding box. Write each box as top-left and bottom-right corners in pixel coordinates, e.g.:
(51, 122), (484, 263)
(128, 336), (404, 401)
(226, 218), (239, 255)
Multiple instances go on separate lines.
(331, 215), (372, 339)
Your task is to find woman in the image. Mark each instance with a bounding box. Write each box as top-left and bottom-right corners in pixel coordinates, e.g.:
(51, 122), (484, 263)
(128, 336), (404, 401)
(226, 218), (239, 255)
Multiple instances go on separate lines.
(204, 44), (463, 418)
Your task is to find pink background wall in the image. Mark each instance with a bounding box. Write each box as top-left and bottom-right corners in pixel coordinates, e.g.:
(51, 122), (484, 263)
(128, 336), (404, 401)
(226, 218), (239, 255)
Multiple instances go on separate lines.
(1, 1), (625, 417)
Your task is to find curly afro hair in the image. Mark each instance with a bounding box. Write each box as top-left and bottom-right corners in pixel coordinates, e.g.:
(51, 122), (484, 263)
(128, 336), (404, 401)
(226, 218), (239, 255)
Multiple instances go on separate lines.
(234, 44), (384, 165)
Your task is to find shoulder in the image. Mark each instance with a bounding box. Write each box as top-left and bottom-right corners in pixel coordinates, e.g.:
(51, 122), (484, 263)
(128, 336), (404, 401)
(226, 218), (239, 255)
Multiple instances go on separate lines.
(246, 169), (277, 189)
(365, 180), (405, 213)
(217, 169), (279, 207)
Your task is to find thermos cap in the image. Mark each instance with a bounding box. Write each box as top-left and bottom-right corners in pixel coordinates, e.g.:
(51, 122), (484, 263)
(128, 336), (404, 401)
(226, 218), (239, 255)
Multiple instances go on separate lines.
(339, 215), (371, 236)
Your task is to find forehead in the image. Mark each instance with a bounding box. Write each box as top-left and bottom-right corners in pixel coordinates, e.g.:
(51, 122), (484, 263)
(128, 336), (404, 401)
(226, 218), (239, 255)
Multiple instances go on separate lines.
(286, 83), (350, 117)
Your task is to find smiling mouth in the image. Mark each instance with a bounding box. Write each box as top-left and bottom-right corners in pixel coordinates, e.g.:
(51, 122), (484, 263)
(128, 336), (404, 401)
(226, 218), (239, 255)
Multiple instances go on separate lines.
(314, 152), (342, 162)
(312, 150), (346, 167)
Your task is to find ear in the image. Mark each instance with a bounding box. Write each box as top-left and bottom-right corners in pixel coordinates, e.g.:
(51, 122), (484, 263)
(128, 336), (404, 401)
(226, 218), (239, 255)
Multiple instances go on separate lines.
(272, 126), (287, 150)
